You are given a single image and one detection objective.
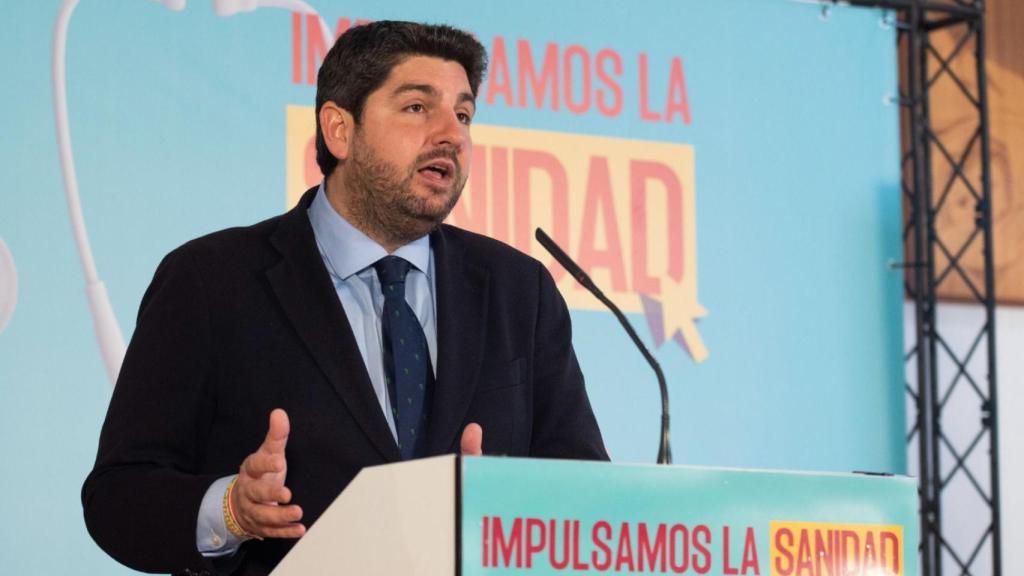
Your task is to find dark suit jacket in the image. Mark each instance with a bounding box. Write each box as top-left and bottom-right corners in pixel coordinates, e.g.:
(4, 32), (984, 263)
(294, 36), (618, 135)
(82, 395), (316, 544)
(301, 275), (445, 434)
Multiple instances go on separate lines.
(82, 189), (607, 575)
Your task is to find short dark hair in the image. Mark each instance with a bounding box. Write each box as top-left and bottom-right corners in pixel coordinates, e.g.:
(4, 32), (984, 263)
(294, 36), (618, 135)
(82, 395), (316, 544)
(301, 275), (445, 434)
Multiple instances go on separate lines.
(315, 21), (488, 176)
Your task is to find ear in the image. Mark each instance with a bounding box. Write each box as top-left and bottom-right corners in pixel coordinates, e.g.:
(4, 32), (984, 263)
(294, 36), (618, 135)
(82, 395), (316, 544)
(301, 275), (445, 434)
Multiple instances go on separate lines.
(319, 102), (356, 162)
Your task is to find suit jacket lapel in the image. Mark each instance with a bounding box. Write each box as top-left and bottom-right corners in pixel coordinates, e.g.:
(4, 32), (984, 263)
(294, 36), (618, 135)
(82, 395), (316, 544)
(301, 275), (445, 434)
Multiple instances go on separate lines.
(265, 189), (401, 462)
(426, 226), (490, 455)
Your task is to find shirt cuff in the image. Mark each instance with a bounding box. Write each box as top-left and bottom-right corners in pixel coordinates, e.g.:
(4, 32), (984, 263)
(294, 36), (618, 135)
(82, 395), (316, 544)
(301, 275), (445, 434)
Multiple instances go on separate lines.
(196, 475), (247, 557)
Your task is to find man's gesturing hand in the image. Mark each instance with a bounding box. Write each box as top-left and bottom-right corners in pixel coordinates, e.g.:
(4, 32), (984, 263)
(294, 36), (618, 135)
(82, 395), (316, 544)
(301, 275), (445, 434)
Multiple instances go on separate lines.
(232, 409), (305, 539)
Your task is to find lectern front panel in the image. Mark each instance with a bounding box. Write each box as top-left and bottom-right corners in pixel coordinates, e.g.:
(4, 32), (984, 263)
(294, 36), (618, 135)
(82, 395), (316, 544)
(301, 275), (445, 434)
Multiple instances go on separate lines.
(461, 457), (916, 576)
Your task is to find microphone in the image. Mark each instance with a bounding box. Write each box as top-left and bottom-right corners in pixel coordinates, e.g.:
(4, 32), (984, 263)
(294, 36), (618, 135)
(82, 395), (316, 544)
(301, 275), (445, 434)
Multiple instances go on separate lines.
(535, 228), (672, 465)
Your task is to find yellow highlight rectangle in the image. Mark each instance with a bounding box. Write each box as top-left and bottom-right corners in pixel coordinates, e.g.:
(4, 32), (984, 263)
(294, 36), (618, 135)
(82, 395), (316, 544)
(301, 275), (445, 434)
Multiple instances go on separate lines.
(769, 521), (904, 576)
(460, 124), (696, 316)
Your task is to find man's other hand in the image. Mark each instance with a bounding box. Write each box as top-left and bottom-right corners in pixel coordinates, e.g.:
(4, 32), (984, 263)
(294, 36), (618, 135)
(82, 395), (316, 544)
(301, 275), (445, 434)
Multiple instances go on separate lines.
(232, 409), (306, 539)
(460, 422), (483, 456)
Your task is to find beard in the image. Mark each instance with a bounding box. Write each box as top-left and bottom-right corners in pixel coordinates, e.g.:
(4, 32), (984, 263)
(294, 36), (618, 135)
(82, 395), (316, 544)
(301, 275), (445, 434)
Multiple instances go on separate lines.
(341, 130), (468, 248)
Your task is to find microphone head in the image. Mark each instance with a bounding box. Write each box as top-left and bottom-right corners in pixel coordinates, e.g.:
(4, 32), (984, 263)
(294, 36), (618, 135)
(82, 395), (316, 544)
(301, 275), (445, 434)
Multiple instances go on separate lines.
(0, 238), (17, 334)
(534, 227), (597, 292)
(534, 227), (561, 257)
(153, 0), (187, 11)
(213, 0), (259, 16)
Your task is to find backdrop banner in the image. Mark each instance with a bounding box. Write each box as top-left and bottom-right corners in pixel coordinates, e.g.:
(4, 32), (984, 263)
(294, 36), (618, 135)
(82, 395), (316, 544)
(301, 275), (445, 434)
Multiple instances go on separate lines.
(0, 1), (903, 573)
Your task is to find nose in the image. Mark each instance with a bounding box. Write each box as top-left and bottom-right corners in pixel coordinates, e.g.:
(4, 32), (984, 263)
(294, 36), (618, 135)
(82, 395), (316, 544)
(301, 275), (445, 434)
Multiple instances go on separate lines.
(430, 110), (469, 151)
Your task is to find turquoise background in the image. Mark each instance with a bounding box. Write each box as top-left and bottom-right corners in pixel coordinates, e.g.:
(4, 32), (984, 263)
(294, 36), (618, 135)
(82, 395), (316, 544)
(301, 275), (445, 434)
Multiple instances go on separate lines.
(0, 1), (902, 573)
(462, 456), (919, 575)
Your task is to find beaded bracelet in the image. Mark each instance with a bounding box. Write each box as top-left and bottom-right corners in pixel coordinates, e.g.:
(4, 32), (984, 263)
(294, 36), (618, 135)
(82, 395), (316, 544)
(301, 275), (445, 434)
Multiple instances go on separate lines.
(223, 476), (255, 540)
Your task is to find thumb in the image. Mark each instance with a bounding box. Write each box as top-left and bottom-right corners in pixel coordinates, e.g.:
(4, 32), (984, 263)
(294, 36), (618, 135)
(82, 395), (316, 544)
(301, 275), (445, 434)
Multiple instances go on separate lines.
(460, 422), (483, 456)
(262, 408), (290, 455)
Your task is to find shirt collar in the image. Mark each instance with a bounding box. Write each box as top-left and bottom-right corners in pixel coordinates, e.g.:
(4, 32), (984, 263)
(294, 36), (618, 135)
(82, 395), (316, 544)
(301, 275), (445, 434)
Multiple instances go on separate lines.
(307, 182), (431, 280)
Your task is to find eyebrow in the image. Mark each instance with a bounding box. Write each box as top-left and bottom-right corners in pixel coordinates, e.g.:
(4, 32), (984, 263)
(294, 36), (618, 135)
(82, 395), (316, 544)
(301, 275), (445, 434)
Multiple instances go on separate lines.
(392, 83), (477, 109)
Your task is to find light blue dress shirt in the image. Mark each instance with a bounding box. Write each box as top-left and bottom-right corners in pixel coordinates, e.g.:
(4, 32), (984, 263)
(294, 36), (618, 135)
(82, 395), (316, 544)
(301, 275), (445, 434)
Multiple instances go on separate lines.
(197, 183), (438, 556)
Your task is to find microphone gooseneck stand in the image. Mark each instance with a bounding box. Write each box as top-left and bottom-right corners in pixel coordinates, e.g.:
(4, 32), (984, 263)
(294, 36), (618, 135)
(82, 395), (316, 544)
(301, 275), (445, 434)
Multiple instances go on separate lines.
(535, 228), (672, 465)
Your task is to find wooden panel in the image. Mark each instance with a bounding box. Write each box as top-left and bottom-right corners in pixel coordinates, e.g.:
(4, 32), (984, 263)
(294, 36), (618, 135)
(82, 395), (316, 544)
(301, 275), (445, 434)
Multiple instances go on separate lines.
(923, 0), (1024, 304)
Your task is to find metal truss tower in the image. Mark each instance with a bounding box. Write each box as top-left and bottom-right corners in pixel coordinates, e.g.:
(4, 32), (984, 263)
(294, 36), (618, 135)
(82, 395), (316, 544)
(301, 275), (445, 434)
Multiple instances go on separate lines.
(847, 0), (1001, 574)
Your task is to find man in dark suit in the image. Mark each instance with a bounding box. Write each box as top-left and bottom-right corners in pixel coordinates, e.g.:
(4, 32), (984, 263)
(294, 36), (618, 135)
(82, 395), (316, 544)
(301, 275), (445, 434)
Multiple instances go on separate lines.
(83, 20), (606, 576)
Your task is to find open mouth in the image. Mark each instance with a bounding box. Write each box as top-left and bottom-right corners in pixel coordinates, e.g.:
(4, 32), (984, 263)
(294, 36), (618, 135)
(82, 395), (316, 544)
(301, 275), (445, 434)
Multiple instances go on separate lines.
(417, 160), (455, 184)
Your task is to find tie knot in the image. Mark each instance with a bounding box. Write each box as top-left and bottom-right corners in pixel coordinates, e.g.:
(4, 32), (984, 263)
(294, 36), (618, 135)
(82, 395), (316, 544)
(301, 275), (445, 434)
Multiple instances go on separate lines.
(373, 255), (412, 287)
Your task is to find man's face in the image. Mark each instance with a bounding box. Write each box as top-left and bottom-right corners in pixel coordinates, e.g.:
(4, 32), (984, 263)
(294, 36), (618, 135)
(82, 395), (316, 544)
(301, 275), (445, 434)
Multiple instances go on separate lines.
(339, 55), (475, 246)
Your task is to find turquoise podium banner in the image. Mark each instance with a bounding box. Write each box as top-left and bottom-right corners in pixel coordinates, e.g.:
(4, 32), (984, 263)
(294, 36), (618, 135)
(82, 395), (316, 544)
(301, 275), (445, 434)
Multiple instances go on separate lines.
(461, 457), (918, 576)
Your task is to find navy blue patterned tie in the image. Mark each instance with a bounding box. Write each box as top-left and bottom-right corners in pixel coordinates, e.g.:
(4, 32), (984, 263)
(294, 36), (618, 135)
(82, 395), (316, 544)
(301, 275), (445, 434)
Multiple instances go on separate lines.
(374, 256), (432, 459)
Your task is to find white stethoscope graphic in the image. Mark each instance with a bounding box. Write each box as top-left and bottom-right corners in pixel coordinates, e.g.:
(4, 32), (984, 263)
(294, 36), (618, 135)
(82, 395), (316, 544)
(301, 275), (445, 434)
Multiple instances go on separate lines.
(54, 0), (331, 385)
